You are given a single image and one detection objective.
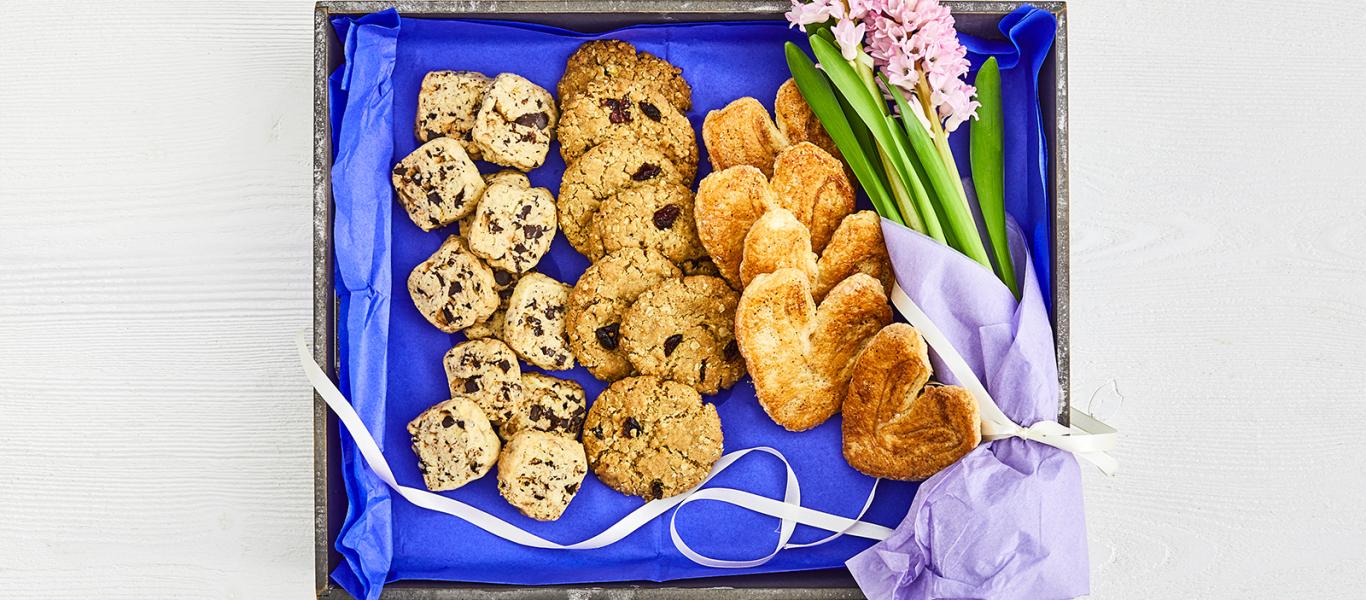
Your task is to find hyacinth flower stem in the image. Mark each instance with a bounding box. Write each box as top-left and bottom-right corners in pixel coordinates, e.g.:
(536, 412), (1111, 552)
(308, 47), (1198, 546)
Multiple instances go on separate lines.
(851, 48), (939, 239)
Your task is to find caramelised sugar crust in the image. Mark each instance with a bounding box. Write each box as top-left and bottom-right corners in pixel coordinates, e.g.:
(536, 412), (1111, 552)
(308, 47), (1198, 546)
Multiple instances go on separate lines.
(734, 269), (891, 432)
(472, 73), (558, 171)
(769, 142), (855, 254)
(593, 181), (707, 265)
(842, 324), (980, 480)
(557, 79), (698, 181)
(557, 138), (687, 259)
(407, 397), (501, 492)
(497, 430), (588, 521)
(503, 273), (575, 371)
(442, 338), (522, 431)
(620, 275), (745, 395)
(392, 137), (487, 231)
(407, 235), (500, 333)
(582, 376), (723, 501)
(416, 70), (493, 159)
(565, 248), (681, 382)
(774, 78), (847, 175)
(702, 97), (790, 177)
(557, 39), (692, 113)
(694, 165), (776, 289)
(739, 207), (819, 289)
(813, 210), (894, 302)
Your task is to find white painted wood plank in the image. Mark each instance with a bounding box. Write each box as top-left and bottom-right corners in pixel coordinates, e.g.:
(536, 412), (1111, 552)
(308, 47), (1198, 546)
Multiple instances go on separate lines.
(1, 1), (1363, 598)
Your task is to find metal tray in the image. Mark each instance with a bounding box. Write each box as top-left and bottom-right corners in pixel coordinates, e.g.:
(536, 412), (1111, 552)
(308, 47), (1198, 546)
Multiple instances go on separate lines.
(312, 2), (1068, 597)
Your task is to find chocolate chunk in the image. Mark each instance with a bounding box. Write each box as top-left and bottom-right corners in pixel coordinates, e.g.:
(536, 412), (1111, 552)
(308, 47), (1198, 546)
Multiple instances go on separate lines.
(529, 404), (544, 422)
(441, 416), (455, 428)
(489, 220), (504, 234)
(663, 334), (683, 356)
(639, 102), (662, 122)
(724, 339), (740, 360)
(392, 165), (406, 176)
(592, 424), (604, 438)
(698, 359), (707, 383)
(463, 377), (481, 393)
(518, 204), (533, 219)
(652, 204), (681, 229)
(595, 323), (620, 350)
(623, 417), (641, 437)
(513, 111), (550, 129)
(565, 482), (579, 495)
(440, 307), (455, 324)
(631, 163), (661, 181)
(492, 269), (513, 287)
(449, 280), (463, 295)
(426, 190), (442, 205)
(456, 420), (466, 429)
(601, 96), (633, 123)
(496, 358), (513, 372)
(523, 224), (544, 239)
(452, 189), (466, 207)
(650, 479), (664, 499)
(468, 460), (481, 472)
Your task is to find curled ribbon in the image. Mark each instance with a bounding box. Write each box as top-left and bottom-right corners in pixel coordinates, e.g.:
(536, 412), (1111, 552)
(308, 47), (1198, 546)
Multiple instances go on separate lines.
(297, 332), (892, 567)
(889, 285), (1120, 476)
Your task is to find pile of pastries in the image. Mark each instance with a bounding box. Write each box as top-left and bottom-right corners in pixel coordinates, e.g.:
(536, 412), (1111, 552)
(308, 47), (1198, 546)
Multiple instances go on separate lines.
(387, 40), (983, 522)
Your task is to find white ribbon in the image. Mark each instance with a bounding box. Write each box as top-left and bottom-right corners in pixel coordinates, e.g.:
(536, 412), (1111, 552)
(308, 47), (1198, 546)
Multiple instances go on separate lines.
(889, 285), (1120, 476)
(297, 332), (892, 566)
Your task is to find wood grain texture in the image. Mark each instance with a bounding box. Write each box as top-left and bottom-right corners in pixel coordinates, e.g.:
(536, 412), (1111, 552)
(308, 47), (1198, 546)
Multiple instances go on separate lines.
(0, 1), (1363, 598)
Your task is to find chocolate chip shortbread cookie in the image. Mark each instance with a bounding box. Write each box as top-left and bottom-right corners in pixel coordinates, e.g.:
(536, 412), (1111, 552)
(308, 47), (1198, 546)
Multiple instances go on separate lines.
(593, 181), (707, 264)
(557, 138), (687, 258)
(443, 338), (522, 430)
(566, 248), (681, 382)
(497, 430), (588, 521)
(558, 39), (692, 112)
(463, 281), (516, 341)
(503, 273), (575, 371)
(407, 397), (501, 492)
(392, 138), (487, 231)
(472, 73), (558, 171)
(407, 235), (500, 333)
(504, 373), (588, 439)
(620, 275), (745, 395)
(583, 376), (723, 501)
(415, 70), (492, 159)
(557, 80), (697, 180)
(466, 178), (557, 274)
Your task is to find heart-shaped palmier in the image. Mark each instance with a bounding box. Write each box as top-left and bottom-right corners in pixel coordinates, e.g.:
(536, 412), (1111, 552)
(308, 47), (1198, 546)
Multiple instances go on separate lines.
(735, 269), (892, 431)
(738, 209), (893, 302)
(842, 323), (980, 480)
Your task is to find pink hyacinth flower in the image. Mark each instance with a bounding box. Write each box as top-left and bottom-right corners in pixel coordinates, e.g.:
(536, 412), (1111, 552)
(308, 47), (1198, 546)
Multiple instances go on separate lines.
(831, 17), (867, 61)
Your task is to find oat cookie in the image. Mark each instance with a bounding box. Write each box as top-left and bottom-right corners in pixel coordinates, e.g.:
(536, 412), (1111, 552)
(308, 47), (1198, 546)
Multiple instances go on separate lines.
(504, 373), (588, 439)
(503, 273), (575, 371)
(497, 430), (588, 521)
(734, 270), (891, 431)
(557, 80), (697, 180)
(392, 138), (487, 231)
(621, 275), (745, 395)
(770, 142), (855, 253)
(739, 208), (819, 289)
(407, 397), (501, 492)
(843, 324), (979, 480)
(442, 338), (522, 430)
(813, 210), (894, 301)
(415, 70), (492, 159)
(774, 78), (846, 174)
(557, 139), (687, 258)
(566, 248), (681, 382)
(582, 376), (723, 500)
(558, 39), (692, 112)
(702, 97), (789, 177)
(694, 166), (776, 288)
(407, 235), (500, 333)
(594, 181), (706, 264)
(467, 179), (557, 274)
(678, 256), (722, 278)
(472, 73), (558, 171)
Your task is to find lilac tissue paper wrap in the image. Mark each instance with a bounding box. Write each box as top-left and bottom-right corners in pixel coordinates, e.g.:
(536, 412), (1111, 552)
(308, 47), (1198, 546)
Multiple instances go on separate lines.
(846, 221), (1088, 600)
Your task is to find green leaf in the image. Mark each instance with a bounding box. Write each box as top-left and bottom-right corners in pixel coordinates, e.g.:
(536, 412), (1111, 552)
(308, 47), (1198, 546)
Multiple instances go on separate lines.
(784, 42), (901, 225)
(807, 36), (946, 243)
(970, 57), (1019, 297)
(881, 74), (993, 271)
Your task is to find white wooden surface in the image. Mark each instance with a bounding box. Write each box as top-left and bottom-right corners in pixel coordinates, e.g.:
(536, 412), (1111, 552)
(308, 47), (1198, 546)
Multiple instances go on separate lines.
(1, 1), (1363, 598)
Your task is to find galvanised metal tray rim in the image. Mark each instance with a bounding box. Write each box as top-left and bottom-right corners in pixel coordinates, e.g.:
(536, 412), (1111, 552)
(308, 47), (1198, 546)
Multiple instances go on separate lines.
(312, 2), (1068, 597)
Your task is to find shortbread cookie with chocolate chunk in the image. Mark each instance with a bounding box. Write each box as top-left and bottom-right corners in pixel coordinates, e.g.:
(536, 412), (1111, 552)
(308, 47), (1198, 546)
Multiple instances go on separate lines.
(734, 270), (891, 431)
(702, 97), (789, 177)
(443, 338), (522, 430)
(843, 324), (979, 480)
(416, 70), (492, 159)
(557, 139), (687, 259)
(558, 39), (691, 112)
(503, 273), (575, 371)
(497, 430), (588, 521)
(392, 138), (486, 231)
(407, 235), (500, 333)
(472, 73), (558, 171)
(407, 397), (501, 492)
(504, 373), (588, 439)
(566, 248), (681, 382)
(466, 178), (557, 274)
